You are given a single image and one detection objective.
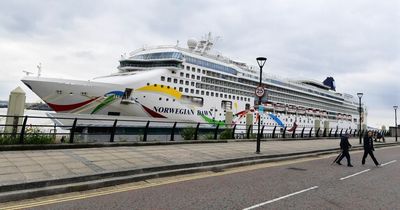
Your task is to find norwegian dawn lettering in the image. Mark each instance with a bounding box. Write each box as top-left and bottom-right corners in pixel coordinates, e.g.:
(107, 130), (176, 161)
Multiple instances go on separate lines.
(154, 106), (210, 115)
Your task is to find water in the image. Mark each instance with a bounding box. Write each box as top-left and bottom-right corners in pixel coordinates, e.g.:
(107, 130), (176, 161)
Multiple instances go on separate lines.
(0, 108), (56, 132)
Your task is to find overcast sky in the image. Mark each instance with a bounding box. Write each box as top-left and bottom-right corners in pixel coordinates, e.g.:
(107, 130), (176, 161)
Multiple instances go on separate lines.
(0, 0), (399, 128)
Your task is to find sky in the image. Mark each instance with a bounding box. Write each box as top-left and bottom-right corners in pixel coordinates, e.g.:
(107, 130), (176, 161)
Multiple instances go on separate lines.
(0, 0), (399, 128)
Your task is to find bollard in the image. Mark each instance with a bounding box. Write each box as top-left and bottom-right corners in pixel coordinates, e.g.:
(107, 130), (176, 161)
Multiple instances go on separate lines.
(143, 121), (150, 142)
(272, 126), (276, 138)
(282, 126), (287, 138)
(231, 124), (237, 139)
(170, 122), (177, 141)
(246, 125), (252, 139)
(194, 123), (200, 140)
(261, 125), (265, 139)
(69, 118), (77, 143)
(322, 128), (326, 137)
(309, 127), (314, 138)
(301, 127), (305, 138)
(19, 116), (28, 144)
(214, 124), (220, 140)
(329, 128), (333, 137)
(110, 119), (118, 142)
(292, 127), (296, 138)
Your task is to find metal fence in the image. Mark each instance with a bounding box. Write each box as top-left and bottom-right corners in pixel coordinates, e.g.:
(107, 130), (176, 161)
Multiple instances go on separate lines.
(0, 114), (389, 144)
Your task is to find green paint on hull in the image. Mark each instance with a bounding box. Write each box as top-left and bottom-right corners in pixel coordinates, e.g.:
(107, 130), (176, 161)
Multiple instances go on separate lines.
(200, 114), (225, 126)
(91, 95), (116, 114)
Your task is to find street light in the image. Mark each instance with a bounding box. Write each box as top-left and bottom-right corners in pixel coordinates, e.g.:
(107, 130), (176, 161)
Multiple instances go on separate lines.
(394, 105), (398, 142)
(357, 92), (363, 144)
(256, 57), (267, 154)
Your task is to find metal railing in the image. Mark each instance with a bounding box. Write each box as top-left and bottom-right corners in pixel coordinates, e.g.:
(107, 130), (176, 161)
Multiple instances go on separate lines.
(0, 114), (388, 144)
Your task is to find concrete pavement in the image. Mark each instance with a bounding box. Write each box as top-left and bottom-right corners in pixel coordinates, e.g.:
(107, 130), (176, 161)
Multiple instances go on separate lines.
(0, 137), (398, 202)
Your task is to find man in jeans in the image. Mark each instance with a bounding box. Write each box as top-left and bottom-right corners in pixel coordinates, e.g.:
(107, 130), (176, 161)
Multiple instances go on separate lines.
(362, 131), (380, 166)
(336, 133), (353, 167)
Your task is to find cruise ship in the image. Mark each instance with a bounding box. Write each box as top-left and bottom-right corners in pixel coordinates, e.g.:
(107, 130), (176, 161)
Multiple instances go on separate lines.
(22, 33), (366, 134)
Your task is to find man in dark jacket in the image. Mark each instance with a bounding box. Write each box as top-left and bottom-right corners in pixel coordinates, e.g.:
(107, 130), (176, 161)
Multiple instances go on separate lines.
(336, 134), (353, 167)
(362, 131), (380, 166)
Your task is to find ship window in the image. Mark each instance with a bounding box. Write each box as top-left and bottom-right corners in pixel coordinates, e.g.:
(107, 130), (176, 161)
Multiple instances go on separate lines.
(161, 85), (164, 88)
(216, 93), (219, 97)
(185, 88), (188, 93)
(190, 89), (194, 93)
(56, 90), (62, 94)
(224, 94), (227, 98)
(197, 69), (201, 73)
(181, 95), (204, 107)
(221, 100), (232, 111)
(192, 67), (195, 72)
(154, 84), (157, 87)
(166, 98), (169, 101)
(147, 83), (150, 85)
(81, 92), (87, 96)
(191, 75), (195, 79)
(191, 82), (195, 86)
(206, 91), (209, 96)
(180, 72), (184, 77)
(228, 95), (231, 99)
(179, 87), (183, 92)
(197, 76), (200, 80)
(161, 76), (165, 81)
(211, 92), (214, 97)
(173, 79), (177, 83)
(186, 66), (190, 70)
(167, 77), (171, 82)
(185, 81), (189, 85)
(202, 70), (205, 74)
(196, 90), (199, 94)
(201, 90), (204, 95)
(180, 80), (183, 84)
(159, 97), (162, 100)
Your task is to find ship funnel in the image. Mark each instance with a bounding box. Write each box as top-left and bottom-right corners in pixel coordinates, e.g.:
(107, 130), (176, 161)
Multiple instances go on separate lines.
(323, 77), (336, 91)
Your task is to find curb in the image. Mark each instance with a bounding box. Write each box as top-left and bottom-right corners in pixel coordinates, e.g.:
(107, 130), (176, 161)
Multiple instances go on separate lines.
(0, 136), (374, 151)
(0, 142), (398, 203)
(0, 140), (228, 151)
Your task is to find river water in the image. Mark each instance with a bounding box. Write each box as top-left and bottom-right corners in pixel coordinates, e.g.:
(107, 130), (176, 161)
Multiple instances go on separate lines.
(0, 108), (56, 132)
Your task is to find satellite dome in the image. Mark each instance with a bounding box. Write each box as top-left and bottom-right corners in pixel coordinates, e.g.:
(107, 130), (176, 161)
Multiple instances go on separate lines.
(187, 38), (197, 50)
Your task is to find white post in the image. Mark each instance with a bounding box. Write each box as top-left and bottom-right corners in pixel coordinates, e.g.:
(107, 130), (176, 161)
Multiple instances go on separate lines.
(5, 87), (26, 134)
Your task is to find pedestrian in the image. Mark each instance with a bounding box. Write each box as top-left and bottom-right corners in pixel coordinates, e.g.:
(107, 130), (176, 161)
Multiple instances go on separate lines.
(362, 131), (380, 166)
(336, 133), (353, 167)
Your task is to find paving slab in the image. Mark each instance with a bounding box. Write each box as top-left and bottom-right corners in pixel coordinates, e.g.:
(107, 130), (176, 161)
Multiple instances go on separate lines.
(0, 137), (396, 189)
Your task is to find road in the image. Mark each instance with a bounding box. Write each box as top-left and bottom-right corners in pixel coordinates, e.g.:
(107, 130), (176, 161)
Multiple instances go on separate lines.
(4, 146), (400, 210)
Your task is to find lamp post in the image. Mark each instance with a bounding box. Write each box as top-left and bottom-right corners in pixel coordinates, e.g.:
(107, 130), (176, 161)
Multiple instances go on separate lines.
(357, 93), (363, 144)
(255, 57), (267, 154)
(394, 105), (398, 142)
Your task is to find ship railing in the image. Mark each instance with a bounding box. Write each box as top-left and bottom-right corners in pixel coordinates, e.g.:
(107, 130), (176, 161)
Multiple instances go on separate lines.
(0, 114), (389, 145)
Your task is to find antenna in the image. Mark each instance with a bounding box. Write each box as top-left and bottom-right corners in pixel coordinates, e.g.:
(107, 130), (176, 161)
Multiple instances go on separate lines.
(22, 70), (34, 76)
(37, 63), (42, 77)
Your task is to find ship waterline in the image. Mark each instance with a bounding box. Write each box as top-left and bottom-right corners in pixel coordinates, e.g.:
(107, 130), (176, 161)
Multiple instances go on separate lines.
(21, 34), (366, 133)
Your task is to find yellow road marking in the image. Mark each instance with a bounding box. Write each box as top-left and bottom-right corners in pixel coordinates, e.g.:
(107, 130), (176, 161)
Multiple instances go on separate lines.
(2, 146), (398, 209)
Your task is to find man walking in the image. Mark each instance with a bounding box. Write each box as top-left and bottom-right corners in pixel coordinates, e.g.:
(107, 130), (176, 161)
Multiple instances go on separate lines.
(336, 133), (353, 167)
(362, 131), (380, 166)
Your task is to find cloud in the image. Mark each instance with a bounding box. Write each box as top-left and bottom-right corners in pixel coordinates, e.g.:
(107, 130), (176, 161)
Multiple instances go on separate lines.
(0, 0), (398, 127)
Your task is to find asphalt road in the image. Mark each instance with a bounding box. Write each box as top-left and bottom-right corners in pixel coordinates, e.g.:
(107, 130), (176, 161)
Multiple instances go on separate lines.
(8, 146), (400, 210)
